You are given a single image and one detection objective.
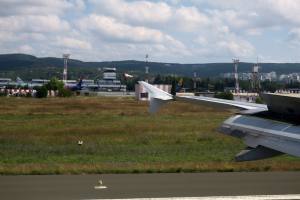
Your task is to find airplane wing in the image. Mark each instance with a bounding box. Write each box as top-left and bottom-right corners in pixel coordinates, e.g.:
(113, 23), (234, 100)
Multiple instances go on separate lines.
(176, 95), (268, 113)
(139, 81), (173, 113)
(139, 81), (300, 161)
(220, 114), (300, 161)
(139, 81), (268, 113)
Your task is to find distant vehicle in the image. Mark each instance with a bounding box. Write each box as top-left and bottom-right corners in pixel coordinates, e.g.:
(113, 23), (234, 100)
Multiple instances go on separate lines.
(139, 81), (300, 161)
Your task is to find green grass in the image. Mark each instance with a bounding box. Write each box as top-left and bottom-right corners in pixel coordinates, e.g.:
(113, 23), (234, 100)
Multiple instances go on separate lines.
(0, 96), (299, 174)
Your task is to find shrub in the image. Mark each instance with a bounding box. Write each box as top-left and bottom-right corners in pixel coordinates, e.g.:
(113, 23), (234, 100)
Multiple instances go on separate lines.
(255, 96), (264, 104)
(214, 91), (234, 100)
(35, 86), (48, 98)
(58, 88), (73, 97)
(0, 92), (7, 97)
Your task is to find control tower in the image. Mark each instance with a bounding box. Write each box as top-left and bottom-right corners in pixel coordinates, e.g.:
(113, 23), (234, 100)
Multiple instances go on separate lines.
(251, 63), (261, 93)
(103, 68), (117, 80)
(233, 58), (240, 93)
(97, 68), (126, 91)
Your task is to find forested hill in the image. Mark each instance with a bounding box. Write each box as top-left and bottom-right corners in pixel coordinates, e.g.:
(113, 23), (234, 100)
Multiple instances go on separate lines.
(1, 53), (300, 80)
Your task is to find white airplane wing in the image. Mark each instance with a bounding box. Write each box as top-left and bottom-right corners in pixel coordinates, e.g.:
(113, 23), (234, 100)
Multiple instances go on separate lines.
(139, 81), (300, 161)
(176, 95), (268, 113)
(139, 81), (268, 113)
(139, 81), (173, 113)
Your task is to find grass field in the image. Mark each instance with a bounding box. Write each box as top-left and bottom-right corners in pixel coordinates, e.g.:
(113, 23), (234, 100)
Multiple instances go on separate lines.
(0, 96), (299, 175)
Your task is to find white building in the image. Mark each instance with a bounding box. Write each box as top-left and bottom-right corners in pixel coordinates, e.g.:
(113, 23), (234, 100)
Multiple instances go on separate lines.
(0, 78), (12, 87)
(135, 83), (171, 101)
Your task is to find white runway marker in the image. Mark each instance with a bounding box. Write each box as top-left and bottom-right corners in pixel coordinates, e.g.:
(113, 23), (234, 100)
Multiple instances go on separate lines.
(94, 179), (107, 190)
(85, 194), (300, 200)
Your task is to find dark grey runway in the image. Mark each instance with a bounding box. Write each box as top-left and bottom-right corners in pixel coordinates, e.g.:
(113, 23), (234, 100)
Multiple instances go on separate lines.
(0, 172), (300, 200)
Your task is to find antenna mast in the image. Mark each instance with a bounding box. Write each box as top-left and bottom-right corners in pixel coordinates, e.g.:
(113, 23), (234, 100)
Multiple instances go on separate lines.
(145, 54), (149, 83)
(233, 58), (240, 93)
(251, 57), (261, 93)
(63, 54), (70, 83)
(193, 71), (197, 91)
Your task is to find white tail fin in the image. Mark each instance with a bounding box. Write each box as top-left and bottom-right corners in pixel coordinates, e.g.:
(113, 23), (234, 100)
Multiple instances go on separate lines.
(139, 81), (173, 113)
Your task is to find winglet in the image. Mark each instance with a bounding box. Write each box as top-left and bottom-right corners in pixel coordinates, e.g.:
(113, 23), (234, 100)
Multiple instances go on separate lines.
(139, 81), (173, 113)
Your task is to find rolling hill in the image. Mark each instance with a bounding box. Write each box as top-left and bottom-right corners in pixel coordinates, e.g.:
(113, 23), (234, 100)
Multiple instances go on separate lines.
(1, 53), (300, 80)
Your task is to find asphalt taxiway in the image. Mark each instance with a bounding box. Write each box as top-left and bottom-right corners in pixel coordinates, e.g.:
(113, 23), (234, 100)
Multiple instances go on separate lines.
(0, 172), (300, 200)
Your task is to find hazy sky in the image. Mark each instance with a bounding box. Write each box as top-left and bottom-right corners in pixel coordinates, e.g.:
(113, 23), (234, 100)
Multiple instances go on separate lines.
(1, 0), (300, 63)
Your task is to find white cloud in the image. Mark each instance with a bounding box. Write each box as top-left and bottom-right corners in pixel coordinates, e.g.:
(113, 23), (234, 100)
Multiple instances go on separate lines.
(90, 0), (172, 24)
(77, 14), (185, 47)
(0, 31), (17, 42)
(78, 15), (162, 43)
(217, 39), (255, 57)
(59, 37), (92, 50)
(265, 0), (300, 25)
(1, 0), (300, 63)
(73, 0), (86, 11)
(20, 33), (47, 41)
(17, 44), (34, 54)
(173, 6), (209, 32)
(76, 14), (190, 60)
(193, 0), (300, 28)
(192, 30), (255, 59)
(88, 0), (254, 60)
(0, 15), (70, 32)
(0, 0), (73, 16)
(194, 36), (207, 46)
(208, 9), (250, 29)
(246, 28), (262, 36)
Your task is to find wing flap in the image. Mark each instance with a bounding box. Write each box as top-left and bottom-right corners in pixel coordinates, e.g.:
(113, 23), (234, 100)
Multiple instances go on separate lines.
(235, 146), (283, 162)
(220, 115), (300, 159)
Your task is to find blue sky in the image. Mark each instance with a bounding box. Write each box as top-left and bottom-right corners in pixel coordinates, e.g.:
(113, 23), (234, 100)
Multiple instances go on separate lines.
(1, 0), (300, 63)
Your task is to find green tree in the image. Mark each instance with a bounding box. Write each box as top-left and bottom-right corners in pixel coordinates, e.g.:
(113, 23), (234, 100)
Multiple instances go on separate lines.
(125, 77), (139, 91)
(261, 81), (278, 92)
(214, 80), (224, 91)
(35, 86), (48, 98)
(45, 78), (64, 91)
(45, 77), (73, 97)
(153, 74), (163, 84)
(255, 96), (264, 104)
(58, 88), (72, 97)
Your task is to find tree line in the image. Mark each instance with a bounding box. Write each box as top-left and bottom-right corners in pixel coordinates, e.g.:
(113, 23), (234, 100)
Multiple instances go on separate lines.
(129, 74), (300, 93)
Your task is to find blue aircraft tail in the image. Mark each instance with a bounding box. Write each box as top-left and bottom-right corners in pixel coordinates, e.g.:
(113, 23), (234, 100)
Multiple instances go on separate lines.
(77, 79), (83, 90)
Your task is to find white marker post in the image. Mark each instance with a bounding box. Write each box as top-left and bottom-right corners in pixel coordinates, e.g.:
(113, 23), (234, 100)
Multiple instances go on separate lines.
(94, 179), (107, 190)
